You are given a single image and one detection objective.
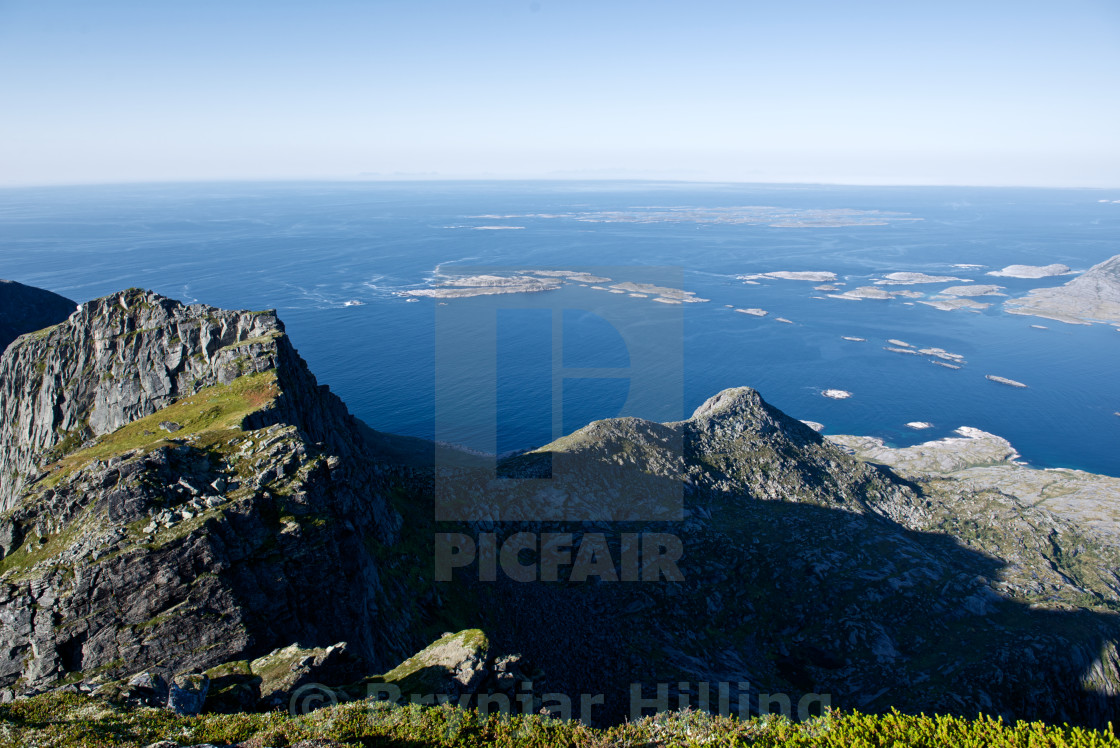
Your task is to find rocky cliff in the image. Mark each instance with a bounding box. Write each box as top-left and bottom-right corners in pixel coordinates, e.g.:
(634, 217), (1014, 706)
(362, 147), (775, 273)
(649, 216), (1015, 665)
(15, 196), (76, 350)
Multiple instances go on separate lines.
(0, 289), (429, 701)
(0, 287), (1117, 728)
(0, 280), (76, 353)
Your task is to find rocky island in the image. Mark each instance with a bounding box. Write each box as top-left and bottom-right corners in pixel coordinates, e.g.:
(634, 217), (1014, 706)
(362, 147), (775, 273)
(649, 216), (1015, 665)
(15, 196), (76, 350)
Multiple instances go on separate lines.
(989, 263), (1072, 279)
(1004, 253), (1120, 324)
(1, 282), (1119, 740)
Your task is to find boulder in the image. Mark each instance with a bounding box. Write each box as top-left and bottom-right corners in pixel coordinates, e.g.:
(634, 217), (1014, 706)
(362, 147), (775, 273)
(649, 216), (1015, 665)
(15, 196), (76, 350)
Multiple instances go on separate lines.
(167, 673), (209, 716)
(202, 660), (260, 714)
(379, 629), (490, 699)
(250, 642), (364, 710)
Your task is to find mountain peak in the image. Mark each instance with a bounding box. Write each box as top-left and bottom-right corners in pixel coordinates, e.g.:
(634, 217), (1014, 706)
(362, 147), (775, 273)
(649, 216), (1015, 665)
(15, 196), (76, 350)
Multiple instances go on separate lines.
(688, 386), (764, 421)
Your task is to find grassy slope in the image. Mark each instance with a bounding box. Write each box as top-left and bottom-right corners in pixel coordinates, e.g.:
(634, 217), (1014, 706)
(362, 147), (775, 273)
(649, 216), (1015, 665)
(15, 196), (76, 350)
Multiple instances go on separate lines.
(40, 371), (278, 486)
(0, 372), (278, 578)
(0, 694), (1117, 748)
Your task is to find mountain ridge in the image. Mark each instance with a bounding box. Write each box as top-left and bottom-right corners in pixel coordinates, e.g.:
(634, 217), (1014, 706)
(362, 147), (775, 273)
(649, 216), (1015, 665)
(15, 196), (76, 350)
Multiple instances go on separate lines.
(0, 285), (1117, 727)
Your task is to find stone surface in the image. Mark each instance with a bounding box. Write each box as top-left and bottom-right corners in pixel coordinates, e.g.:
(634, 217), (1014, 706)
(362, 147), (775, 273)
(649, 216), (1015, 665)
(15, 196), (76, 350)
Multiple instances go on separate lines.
(250, 642), (364, 709)
(0, 289), (427, 699)
(1005, 254), (1120, 324)
(830, 428), (1120, 538)
(1, 284), (1119, 729)
(167, 673), (209, 715)
(379, 629), (490, 698)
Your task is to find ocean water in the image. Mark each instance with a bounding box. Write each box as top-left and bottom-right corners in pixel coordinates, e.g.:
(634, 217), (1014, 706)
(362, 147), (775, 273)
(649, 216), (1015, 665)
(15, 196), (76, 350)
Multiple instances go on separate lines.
(1, 181), (1118, 476)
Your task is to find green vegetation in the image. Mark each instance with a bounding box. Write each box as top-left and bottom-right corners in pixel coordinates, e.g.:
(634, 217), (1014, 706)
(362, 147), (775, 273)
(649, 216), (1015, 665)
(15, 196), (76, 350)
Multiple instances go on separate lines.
(40, 371), (279, 488)
(0, 517), (84, 578)
(220, 330), (281, 351)
(0, 694), (1116, 748)
(375, 629), (489, 695)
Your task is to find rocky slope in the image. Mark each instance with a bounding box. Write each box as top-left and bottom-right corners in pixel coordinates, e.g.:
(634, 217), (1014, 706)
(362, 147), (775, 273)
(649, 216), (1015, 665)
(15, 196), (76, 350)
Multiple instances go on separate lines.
(1005, 253), (1120, 324)
(0, 286), (1117, 728)
(448, 390), (1120, 726)
(0, 280), (76, 353)
(829, 428), (1120, 538)
(0, 289), (432, 702)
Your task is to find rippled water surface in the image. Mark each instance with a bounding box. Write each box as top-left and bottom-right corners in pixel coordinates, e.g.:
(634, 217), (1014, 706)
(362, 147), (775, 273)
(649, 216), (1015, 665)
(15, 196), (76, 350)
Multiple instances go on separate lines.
(2, 181), (1117, 474)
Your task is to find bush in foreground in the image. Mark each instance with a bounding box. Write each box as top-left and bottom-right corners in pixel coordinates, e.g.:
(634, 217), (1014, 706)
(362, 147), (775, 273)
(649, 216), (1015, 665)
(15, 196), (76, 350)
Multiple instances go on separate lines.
(0, 693), (1117, 747)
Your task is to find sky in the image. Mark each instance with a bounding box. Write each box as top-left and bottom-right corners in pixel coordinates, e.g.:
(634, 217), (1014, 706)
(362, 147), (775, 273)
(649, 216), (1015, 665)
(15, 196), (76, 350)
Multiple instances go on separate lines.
(1, 0), (1118, 187)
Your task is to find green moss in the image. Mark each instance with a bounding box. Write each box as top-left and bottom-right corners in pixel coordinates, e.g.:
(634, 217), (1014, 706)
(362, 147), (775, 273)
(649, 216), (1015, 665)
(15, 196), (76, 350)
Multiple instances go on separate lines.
(0, 694), (1117, 748)
(26, 323), (63, 341)
(220, 331), (281, 351)
(0, 516), (85, 579)
(204, 660), (253, 681)
(40, 371), (279, 489)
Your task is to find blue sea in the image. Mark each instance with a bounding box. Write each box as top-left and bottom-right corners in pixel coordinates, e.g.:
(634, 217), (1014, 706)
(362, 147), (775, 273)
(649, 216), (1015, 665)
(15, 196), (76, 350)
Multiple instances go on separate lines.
(1, 181), (1118, 476)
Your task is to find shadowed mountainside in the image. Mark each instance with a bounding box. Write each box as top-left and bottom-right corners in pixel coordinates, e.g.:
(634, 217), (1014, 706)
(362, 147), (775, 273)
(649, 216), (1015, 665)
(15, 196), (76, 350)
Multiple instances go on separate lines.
(0, 279), (76, 353)
(0, 287), (1117, 728)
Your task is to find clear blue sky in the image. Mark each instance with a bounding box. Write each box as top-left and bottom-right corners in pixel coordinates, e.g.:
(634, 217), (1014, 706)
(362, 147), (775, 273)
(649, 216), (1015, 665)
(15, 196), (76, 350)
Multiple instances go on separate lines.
(1, 0), (1118, 187)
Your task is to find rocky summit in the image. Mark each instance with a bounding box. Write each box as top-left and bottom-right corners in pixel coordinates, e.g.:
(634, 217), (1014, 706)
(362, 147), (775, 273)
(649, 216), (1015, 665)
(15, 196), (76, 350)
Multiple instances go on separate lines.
(0, 289), (428, 706)
(0, 287), (1118, 729)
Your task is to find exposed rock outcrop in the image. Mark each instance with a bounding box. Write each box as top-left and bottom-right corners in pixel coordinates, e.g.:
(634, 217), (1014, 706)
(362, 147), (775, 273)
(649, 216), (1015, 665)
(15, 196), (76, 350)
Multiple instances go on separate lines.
(0, 290), (426, 700)
(1005, 254), (1120, 324)
(1, 286), (1118, 730)
(441, 386), (1120, 726)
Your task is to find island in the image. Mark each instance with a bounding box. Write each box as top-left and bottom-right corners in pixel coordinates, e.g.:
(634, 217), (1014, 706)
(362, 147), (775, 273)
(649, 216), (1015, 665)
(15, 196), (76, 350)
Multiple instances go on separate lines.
(608, 281), (709, 303)
(938, 284), (1006, 297)
(403, 269), (709, 305)
(1004, 254), (1120, 324)
(828, 286), (894, 300)
(403, 274), (562, 298)
(528, 270), (612, 283)
(988, 263), (1071, 279)
(919, 298), (990, 311)
(740, 270), (838, 282)
(986, 375), (1028, 388)
(874, 272), (966, 285)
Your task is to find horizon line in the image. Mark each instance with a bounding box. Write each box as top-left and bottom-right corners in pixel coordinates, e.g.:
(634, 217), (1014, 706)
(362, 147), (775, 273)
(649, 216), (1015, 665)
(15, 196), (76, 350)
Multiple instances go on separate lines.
(1, 176), (1119, 191)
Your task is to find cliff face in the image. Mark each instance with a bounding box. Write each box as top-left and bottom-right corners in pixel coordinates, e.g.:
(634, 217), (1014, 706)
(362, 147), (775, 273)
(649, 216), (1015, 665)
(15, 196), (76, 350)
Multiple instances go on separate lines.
(0, 288), (374, 513)
(1, 286), (1117, 727)
(0, 280), (76, 353)
(0, 290), (425, 699)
